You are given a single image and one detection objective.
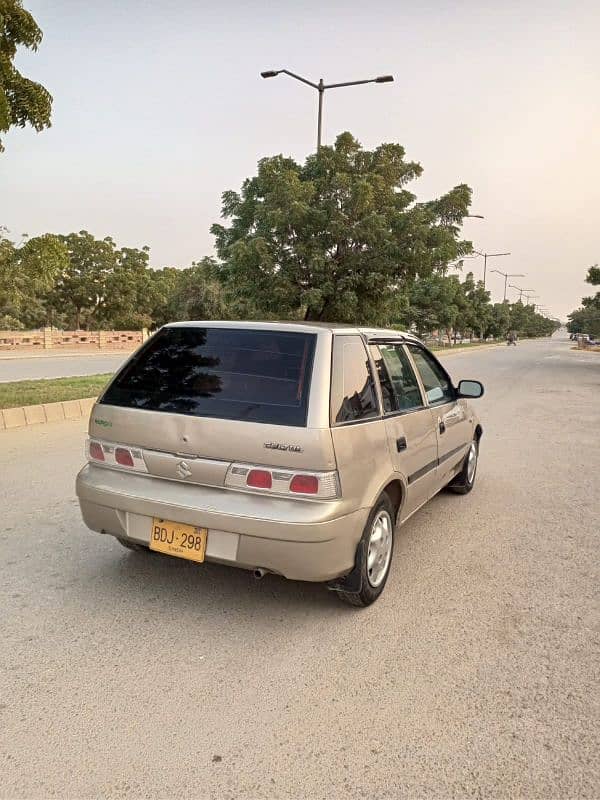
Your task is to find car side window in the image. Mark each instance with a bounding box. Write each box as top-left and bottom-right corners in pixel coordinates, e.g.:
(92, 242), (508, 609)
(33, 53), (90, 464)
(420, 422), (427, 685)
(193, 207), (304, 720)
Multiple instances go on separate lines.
(369, 344), (423, 413)
(331, 336), (379, 424)
(407, 345), (455, 405)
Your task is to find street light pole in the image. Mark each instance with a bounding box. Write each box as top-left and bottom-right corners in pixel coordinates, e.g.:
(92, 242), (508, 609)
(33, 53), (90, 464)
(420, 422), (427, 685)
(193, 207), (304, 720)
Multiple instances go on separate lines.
(491, 269), (525, 301)
(473, 251), (511, 288)
(509, 284), (534, 302)
(317, 79), (324, 152)
(261, 69), (394, 152)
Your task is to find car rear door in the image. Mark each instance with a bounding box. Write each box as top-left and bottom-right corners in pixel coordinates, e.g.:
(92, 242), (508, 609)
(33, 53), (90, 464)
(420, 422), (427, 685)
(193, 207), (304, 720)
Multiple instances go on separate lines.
(368, 341), (438, 520)
(406, 343), (473, 488)
(328, 335), (391, 514)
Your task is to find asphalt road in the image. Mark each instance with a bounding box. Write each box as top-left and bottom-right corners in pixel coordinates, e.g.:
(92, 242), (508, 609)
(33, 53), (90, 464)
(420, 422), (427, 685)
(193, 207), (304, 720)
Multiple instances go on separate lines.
(0, 353), (129, 383)
(1, 336), (598, 799)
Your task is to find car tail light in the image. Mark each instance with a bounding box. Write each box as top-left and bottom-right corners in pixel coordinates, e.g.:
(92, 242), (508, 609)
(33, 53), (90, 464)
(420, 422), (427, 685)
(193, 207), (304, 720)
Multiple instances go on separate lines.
(86, 438), (147, 472)
(115, 447), (135, 467)
(225, 463), (339, 499)
(88, 440), (105, 461)
(247, 469), (272, 489)
(290, 474), (319, 494)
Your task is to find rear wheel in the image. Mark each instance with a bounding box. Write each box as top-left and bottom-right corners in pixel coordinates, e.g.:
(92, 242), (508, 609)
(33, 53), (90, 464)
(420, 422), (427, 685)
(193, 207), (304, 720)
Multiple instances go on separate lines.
(335, 493), (395, 607)
(448, 438), (479, 494)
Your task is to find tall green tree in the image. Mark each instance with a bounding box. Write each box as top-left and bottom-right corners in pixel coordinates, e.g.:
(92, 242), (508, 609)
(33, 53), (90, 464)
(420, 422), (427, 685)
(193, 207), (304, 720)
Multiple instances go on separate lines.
(212, 132), (473, 324)
(148, 267), (186, 329)
(459, 272), (491, 340)
(51, 231), (117, 329)
(0, 0), (52, 151)
(567, 266), (600, 339)
(405, 272), (465, 341)
(51, 231), (153, 329)
(0, 229), (68, 327)
(175, 258), (228, 321)
(100, 245), (153, 329)
(484, 302), (511, 338)
(147, 260), (229, 329)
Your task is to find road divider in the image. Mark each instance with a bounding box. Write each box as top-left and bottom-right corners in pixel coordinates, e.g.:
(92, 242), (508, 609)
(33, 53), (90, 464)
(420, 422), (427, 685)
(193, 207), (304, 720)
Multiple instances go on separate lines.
(1, 396), (96, 430)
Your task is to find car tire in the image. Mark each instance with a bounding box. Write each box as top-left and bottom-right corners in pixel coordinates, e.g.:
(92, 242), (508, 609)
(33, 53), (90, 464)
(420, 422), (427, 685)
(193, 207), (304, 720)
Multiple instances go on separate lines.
(335, 492), (395, 608)
(116, 537), (150, 553)
(448, 438), (479, 495)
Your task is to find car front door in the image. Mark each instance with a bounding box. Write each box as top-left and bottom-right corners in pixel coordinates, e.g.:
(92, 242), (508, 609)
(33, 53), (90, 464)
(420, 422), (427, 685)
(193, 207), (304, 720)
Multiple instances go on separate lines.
(406, 344), (473, 489)
(369, 342), (439, 520)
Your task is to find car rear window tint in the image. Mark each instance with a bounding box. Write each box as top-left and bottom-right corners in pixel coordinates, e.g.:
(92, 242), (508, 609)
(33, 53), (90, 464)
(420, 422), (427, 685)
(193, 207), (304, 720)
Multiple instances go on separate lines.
(330, 335), (379, 424)
(100, 327), (316, 426)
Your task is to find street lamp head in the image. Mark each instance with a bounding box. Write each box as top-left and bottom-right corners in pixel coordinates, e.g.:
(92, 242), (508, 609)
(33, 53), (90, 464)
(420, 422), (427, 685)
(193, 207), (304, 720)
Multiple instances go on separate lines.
(375, 75), (394, 83)
(260, 70), (280, 79)
(466, 214), (485, 219)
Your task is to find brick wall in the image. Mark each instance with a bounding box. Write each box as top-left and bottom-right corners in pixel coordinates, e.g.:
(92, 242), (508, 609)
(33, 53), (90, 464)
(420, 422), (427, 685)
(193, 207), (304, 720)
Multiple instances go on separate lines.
(0, 328), (148, 352)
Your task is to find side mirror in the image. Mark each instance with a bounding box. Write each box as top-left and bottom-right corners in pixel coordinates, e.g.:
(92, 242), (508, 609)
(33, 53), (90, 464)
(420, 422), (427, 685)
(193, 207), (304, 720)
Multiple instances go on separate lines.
(457, 379), (484, 399)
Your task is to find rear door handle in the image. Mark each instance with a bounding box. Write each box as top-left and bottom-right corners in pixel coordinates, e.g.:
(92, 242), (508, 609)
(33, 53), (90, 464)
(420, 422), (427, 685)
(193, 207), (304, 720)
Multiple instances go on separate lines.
(438, 418), (446, 434)
(396, 436), (407, 452)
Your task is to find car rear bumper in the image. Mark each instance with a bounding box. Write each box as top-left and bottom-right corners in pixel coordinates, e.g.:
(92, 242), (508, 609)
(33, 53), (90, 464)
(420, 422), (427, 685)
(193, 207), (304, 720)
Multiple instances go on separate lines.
(76, 465), (369, 582)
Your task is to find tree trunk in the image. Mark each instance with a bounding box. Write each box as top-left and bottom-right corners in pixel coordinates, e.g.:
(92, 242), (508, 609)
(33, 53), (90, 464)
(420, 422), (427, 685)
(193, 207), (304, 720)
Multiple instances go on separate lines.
(304, 306), (319, 321)
(317, 298), (330, 321)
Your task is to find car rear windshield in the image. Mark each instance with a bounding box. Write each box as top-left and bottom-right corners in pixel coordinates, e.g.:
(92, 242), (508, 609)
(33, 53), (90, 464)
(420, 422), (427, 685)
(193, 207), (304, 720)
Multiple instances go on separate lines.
(100, 327), (317, 426)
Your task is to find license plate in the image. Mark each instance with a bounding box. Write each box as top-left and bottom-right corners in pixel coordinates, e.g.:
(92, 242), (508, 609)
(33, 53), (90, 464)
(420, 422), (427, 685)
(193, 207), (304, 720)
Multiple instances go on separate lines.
(150, 518), (207, 563)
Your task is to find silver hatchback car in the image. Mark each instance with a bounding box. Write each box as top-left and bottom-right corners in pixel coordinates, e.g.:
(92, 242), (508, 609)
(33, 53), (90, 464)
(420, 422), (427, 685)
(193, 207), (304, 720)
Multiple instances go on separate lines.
(76, 321), (483, 606)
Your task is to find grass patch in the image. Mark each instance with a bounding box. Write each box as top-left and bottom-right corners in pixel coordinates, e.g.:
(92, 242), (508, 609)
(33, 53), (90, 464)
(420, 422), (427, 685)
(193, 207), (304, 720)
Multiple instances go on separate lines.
(0, 374), (112, 410)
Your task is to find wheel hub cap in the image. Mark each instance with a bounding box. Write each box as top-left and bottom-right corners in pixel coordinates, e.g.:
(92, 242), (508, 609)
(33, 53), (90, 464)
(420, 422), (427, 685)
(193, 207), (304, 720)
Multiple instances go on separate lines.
(367, 510), (393, 588)
(467, 442), (477, 483)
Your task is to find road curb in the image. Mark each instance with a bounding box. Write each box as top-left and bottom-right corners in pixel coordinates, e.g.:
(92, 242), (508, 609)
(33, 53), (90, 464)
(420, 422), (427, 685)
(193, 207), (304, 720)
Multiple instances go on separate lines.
(0, 396), (96, 431)
(0, 349), (133, 361)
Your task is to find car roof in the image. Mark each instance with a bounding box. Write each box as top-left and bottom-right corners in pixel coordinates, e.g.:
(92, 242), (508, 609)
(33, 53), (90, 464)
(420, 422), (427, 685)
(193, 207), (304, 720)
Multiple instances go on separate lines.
(165, 319), (421, 341)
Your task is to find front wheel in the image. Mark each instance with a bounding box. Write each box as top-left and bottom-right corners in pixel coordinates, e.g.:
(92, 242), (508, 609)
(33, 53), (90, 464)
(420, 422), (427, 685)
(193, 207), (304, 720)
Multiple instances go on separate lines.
(335, 493), (395, 607)
(448, 438), (479, 494)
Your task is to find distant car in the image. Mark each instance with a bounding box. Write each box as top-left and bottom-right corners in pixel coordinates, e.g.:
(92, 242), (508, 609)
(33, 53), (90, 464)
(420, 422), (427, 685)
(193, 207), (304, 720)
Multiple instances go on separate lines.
(572, 333), (595, 344)
(76, 322), (484, 606)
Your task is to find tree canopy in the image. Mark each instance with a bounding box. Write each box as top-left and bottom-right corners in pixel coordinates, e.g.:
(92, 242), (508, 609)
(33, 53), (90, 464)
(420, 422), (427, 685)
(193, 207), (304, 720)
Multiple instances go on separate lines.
(0, 228), (68, 327)
(212, 132), (473, 324)
(567, 264), (600, 338)
(0, 0), (52, 151)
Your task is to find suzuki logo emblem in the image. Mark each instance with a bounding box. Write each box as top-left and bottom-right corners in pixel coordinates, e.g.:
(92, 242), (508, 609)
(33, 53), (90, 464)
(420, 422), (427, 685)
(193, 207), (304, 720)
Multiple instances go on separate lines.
(176, 460), (192, 479)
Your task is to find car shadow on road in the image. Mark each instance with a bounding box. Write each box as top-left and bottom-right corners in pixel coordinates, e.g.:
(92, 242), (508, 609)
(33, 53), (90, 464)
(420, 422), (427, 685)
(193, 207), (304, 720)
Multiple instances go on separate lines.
(80, 533), (343, 617)
(62, 485), (472, 627)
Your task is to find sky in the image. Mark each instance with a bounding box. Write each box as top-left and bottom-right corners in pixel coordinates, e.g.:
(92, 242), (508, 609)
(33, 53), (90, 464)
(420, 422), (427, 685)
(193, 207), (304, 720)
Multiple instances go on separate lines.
(1, 0), (599, 321)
